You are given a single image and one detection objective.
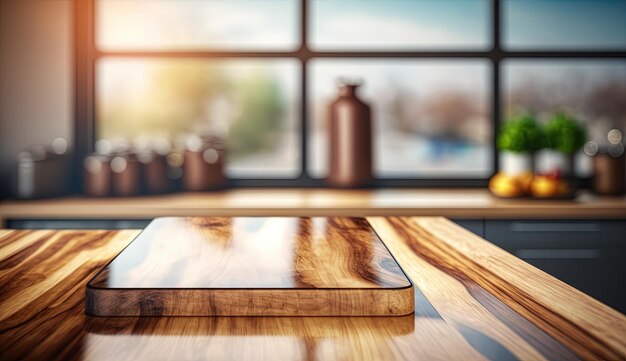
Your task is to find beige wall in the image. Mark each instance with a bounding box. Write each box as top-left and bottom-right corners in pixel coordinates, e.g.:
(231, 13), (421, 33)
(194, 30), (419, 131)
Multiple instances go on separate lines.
(0, 0), (73, 196)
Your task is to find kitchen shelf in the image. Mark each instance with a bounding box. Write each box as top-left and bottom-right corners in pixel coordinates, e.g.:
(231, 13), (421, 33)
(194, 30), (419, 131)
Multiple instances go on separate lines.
(1, 189), (625, 226)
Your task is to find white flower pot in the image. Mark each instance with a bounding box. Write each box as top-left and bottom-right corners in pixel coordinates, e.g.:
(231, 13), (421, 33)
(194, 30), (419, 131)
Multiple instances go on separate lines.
(500, 151), (533, 176)
(537, 150), (574, 176)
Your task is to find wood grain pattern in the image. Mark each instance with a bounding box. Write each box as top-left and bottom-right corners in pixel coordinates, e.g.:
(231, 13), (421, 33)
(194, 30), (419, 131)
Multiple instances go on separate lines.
(367, 217), (626, 360)
(1, 189), (626, 223)
(86, 217), (414, 316)
(0, 219), (624, 360)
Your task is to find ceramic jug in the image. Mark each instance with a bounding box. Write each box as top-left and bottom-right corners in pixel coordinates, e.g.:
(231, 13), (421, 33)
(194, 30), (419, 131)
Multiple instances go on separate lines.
(327, 82), (372, 187)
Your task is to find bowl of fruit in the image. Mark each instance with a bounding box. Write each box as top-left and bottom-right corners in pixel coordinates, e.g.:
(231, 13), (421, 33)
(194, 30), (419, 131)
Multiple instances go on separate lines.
(489, 170), (575, 199)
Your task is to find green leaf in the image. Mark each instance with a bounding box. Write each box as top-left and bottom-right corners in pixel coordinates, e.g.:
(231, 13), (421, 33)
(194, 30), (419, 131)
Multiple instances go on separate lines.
(544, 113), (587, 154)
(497, 114), (545, 153)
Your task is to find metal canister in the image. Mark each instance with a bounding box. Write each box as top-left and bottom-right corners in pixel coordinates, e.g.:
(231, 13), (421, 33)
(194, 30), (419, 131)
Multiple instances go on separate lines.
(182, 135), (226, 191)
(110, 153), (141, 196)
(83, 154), (112, 197)
(138, 151), (171, 194)
(16, 138), (71, 199)
(593, 152), (625, 195)
(585, 131), (626, 195)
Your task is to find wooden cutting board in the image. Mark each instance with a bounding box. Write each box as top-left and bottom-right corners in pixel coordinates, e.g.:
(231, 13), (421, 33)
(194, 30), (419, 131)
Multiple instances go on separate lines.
(85, 217), (414, 316)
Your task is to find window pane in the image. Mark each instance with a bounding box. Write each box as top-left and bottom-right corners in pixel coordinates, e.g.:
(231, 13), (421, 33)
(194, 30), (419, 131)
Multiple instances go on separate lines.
(503, 0), (626, 50)
(308, 59), (492, 178)
(97, 58), (300, 178)
(97, 0), (299, 51)
(503, 60), (626, 142)
(310, 0), (491, 50)
(502, 60), (626, 175)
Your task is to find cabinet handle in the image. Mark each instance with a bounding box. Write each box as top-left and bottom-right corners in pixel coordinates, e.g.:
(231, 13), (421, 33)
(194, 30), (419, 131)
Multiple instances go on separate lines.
(515, 249), (602, 259)
(510, 222), (601, 233)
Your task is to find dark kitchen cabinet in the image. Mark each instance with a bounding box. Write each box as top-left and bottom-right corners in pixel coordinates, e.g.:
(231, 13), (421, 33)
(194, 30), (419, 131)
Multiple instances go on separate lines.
(483, 219), (626, 314)
(452, 219), (484, 237)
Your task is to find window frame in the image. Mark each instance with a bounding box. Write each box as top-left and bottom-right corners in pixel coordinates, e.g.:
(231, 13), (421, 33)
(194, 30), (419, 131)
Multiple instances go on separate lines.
(74, 0), (626, 188)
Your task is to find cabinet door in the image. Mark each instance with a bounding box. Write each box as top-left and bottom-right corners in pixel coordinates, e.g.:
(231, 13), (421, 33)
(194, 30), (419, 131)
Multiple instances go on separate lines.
(484, 220), (626, 314)
(515, 248), (625, 313)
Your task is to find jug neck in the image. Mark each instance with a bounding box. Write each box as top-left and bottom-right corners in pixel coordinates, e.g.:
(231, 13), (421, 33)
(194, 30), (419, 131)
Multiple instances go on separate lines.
(338, 84), (358, 97)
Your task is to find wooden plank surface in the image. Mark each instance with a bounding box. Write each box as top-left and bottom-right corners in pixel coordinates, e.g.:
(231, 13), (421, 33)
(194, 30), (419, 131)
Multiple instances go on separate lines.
(0, 218), (624, 360)
(368, 217), (626, 360)
(1, 189), (626, 221)
(86, 217), (413, 316)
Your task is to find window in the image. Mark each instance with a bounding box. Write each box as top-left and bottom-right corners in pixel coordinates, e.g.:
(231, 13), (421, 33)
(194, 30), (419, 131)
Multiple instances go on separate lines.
(79, 0), (626, 186)
(308, 59), (492, 178)
(503, 60), (626, 176)
(97, 58), (301, 178)
(310, 0), (491, 50)
(502, 0), (626, 50)
(503, 60), (626, 143)
(97, 0), (300, 50)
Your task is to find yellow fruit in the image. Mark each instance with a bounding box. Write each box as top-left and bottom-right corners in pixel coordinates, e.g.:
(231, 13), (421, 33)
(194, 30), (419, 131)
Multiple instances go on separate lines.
(531, 176), (559, 198)
(489, 173), (523, 198)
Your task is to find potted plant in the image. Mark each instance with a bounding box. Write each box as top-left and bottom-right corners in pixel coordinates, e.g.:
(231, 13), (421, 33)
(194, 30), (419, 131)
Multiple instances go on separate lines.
(543, 112), (586, 177)
(497, 114), (544, 176)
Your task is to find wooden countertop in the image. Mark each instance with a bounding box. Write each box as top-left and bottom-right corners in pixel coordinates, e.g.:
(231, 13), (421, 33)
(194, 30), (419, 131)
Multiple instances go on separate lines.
(1, 217), (624, 360)
(1, 189), (626, 223)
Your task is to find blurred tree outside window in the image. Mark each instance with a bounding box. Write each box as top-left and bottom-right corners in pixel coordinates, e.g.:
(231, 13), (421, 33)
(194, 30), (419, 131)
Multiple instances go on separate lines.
(94, 0), (626, 181)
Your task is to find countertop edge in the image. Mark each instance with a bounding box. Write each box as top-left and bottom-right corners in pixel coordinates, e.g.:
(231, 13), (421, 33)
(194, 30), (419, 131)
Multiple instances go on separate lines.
(1, 189), (625, 221)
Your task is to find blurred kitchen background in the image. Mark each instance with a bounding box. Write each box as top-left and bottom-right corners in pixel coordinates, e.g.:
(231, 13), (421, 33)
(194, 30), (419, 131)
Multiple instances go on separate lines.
(1, 0), (625, 193)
